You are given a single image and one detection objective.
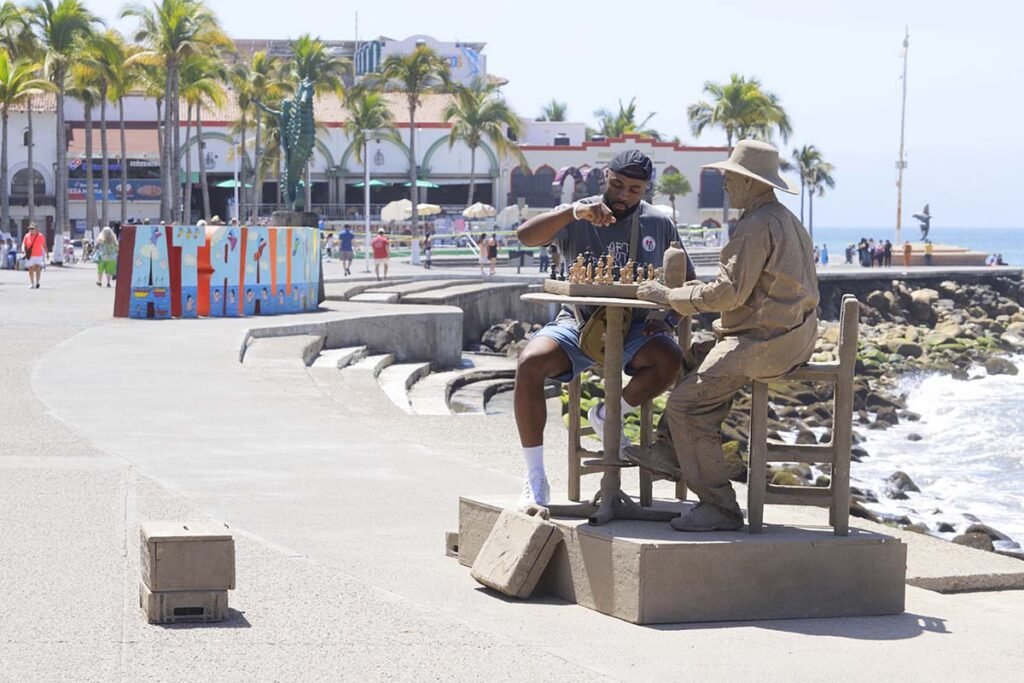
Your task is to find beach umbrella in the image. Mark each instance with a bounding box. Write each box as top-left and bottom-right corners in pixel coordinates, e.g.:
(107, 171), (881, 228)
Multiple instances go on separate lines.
(463, 202), (497, 219)
(350, 179), (389, 188)
(402, 179), (440, 188)
(495, 204), (526, 229)
(413, 203), (443, 217)
(214, 179), (253, 189)
(380, 198), (412, 222)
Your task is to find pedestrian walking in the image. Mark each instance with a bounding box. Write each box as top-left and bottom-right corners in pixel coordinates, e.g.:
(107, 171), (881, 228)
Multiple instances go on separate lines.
(21, 224), (45, 289)
(95, 227), (119, 287)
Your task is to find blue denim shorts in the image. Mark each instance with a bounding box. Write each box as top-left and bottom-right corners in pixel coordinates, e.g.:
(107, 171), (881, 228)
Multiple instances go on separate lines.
(533, 317), (677, 383)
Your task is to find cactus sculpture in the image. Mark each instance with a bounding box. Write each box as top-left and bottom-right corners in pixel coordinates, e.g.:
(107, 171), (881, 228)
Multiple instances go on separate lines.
(256, 79), (316, 211)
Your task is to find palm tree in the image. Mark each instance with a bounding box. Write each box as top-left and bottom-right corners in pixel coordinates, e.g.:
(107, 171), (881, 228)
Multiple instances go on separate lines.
(242, 50), (283, 217)
(806, 157), (835, 241)
(688, 74), (792, 231)
(343, 86), (398, 270)
(67, 65), (99, 231)
(593, 97), (660, 140)
(654, 171), (692, 226)
(0, 51), (51, 237)
(442, 78), (526, 206)
(104, 36), (137, 224)
(0, 2), (41, 231)
(376, 43), (450, 234)
(123, 0), (230, 221)
(179, 53), (224, 223)
(30, 0), (99, 236)
(537, 98), (566, 122)
(134, 60), (166, 218)
(284, 34), (350, 210)
(77, 29), (124, 227)
(792, 145), (824, 224)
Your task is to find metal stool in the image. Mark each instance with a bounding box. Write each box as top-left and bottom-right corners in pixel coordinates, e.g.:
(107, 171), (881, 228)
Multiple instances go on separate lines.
(747, 294), (860, 535)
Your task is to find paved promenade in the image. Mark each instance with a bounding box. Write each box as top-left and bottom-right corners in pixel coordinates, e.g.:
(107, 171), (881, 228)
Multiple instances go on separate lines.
(2, 262), (1023, 682)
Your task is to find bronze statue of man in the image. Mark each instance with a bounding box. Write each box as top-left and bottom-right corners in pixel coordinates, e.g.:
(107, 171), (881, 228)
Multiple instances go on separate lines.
(629, 140), (819, 532)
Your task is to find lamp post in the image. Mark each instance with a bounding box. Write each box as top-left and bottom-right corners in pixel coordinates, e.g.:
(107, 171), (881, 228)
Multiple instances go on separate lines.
(233, 139), (240, 222)
(363, 138), (372, 272)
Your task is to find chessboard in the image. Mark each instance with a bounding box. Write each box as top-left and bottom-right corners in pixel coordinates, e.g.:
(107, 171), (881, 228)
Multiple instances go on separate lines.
(543, 280), (640, 298)
(542, 251), (661, 300)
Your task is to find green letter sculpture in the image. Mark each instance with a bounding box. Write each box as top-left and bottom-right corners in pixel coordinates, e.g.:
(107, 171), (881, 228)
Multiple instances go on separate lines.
(257, 79), (316, 212)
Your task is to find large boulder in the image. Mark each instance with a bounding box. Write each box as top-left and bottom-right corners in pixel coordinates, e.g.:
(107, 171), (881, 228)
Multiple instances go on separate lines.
(1001, 322), (1024, 349)
(912, 288), (940, 305)
(866, 290), (890, 314)
(894, 341), (923, 358)
(985, 356), (1019, 376)
(885, 470), (921, 499)
(953, 532), (994, 552)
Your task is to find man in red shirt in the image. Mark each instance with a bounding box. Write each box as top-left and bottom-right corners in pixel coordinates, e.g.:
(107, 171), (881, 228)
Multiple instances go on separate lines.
(371, 228), (390, 281)
(21, 223), (46, 289)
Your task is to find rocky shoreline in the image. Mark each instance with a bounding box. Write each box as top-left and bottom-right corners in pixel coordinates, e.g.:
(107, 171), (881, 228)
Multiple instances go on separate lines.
(473, 274), (1024, 558)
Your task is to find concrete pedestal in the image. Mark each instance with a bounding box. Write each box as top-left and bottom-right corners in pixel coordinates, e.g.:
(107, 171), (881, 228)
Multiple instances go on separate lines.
(270, 210), (319, 228)
(459, 495), (907, 624)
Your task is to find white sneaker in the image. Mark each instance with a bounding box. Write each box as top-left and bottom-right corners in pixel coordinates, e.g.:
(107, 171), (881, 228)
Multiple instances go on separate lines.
(518, 473), (550, 509)
(587, 402), (632, 455)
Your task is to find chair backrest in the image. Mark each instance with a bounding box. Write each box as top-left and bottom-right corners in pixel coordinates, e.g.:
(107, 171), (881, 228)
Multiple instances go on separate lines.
(837, 294), (860, 371)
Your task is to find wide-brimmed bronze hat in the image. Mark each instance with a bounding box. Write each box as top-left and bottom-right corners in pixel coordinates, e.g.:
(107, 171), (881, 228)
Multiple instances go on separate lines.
(703, 140), (799, 194)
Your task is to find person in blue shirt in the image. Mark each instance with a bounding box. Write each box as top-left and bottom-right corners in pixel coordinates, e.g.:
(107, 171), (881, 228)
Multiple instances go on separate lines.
(338, 226), (355, 276)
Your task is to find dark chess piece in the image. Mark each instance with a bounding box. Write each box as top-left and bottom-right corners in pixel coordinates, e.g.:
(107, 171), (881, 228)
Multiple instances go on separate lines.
(611, 266), (620, 282)
(559, 262), (566, 281)
(550, 262), (558, 280)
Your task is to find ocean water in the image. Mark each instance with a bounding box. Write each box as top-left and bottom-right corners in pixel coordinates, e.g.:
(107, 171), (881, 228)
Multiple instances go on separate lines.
(810, 226), (1024, 266)
(852, 357), (1024, 551)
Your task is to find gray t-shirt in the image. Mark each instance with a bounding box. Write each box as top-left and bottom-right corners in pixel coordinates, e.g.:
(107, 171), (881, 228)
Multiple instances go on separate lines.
(552, 197), (693, 322)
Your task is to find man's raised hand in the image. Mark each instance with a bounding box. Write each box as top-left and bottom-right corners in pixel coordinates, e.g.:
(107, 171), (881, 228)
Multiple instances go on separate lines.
(573, 201), (617, 227)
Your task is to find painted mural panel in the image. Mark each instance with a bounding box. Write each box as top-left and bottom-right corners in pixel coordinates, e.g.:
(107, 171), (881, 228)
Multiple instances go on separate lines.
(113, 225), (321, 319)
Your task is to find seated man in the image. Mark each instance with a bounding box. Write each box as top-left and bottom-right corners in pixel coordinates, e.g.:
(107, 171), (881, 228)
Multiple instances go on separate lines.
(514, 150), (692, 508)
(629, 140), (819, 531)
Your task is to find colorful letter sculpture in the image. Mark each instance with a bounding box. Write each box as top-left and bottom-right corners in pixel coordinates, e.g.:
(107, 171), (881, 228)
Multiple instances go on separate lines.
(113, 224), (321, 319)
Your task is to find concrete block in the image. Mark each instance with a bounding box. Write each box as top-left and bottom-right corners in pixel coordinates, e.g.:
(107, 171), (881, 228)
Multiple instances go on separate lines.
(470, 508), (563, 599)
(445, 531), (459, 558)
(139, 582), (228, 624)
(140, 521), (235, 592)
(460, 496), (906, 624)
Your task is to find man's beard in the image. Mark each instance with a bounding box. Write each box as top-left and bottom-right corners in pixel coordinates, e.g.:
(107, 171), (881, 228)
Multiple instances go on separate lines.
(604, 195), (640, 221)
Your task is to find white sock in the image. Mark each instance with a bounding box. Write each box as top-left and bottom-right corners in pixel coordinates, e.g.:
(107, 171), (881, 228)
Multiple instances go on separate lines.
(523, 445), (545, 478)
(597, 398), (635, 421)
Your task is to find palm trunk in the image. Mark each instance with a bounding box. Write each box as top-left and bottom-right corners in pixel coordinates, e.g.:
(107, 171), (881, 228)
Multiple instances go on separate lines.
(467, 146), (476, 205)
(26, 98), (34, 227)
(198, 105), (210, 219)
(172, 75), (182, 221)
(670, 196), (677, 225)
(161, 62), (173, 222)
(408, 102), (418, 234)
(119, 96), (127, 224)
(84, 104), (96, 234)
(238, 123), (247, 221)
(1, 110), (9, 236)
(254, 115), (263, 217)
(305, 163), (311, 212)
(99, 91), (110, 228)
(56, 75), (68, 237)
(809, 190), (815, 243)
(183, 103), (193, 225)
(276, 157), (282, 206)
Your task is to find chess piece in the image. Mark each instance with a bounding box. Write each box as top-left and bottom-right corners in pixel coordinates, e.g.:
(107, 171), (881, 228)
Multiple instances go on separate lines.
(559, 261), (566, 281)
(550, 262), (558, 280)
(585, 262), (594, 284)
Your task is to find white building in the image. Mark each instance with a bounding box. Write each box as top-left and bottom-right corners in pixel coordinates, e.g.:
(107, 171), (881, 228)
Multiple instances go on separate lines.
(5, 35), (730, 238)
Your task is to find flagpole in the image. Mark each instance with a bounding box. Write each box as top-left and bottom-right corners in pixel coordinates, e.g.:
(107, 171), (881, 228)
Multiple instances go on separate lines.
(895, 26), (909, 245)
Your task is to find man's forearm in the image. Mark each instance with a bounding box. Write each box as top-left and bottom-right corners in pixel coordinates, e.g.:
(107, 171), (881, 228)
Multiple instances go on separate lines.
(516, 206), (575, 247)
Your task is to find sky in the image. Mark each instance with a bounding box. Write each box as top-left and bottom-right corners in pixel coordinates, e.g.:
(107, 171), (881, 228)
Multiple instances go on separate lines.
(85, 0), (1024, 230)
